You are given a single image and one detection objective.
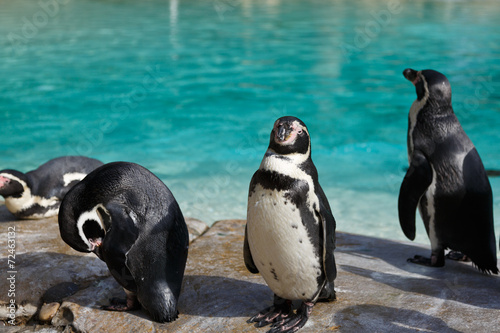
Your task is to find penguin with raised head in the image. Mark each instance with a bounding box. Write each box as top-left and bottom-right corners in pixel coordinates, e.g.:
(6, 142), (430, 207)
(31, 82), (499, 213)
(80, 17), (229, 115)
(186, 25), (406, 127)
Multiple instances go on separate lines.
(399, 68), (498, 274)
(0, 156), (103, 219)
(58, 162), (189, 322)
(244, 116), (337, 333)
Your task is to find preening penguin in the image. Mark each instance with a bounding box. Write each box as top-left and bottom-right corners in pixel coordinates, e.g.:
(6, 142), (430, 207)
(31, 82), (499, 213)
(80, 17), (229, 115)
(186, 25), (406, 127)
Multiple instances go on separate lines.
(58, 162), (189, 322)
(399, 68), (498, 274)
(0, 156), (103, 219)
(244, 116), (337, 333)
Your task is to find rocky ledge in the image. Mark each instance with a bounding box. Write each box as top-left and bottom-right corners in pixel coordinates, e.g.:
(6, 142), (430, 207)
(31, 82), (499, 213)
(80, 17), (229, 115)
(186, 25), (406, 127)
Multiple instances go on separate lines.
(0, 204), (499, 332)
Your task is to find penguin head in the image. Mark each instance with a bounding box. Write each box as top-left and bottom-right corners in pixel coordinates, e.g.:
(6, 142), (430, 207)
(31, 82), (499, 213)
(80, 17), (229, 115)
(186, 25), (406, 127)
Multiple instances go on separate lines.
(0, 171), (27, 198)
(268, 116), (310, 156)
(59, 187), (110, 257)
(403, 68), (452, 106)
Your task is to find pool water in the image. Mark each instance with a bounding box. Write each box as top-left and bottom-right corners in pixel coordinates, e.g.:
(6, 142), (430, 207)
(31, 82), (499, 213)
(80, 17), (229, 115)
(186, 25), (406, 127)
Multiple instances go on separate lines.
(1, 0), (500, 247)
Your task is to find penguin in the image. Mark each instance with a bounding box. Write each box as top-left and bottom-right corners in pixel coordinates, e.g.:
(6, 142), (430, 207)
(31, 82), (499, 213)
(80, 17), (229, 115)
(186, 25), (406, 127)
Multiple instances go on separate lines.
(244, 116), (337, 333)
(58, 162), (189, 322)
(398, 68), (498, 274)
(0, 156), (103, 219)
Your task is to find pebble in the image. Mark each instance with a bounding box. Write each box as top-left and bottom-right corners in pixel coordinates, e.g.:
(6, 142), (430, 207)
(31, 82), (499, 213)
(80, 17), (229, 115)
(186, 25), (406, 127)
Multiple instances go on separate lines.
(39, 302), (60, 322)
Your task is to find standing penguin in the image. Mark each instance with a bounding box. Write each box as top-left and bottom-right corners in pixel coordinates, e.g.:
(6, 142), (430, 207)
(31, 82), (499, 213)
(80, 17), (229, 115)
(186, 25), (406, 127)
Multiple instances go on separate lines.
(399, 68), (498, 274)
(58, 162), (189, 322)
(244, 116), (337, 333)
(0, 156), (103, 219)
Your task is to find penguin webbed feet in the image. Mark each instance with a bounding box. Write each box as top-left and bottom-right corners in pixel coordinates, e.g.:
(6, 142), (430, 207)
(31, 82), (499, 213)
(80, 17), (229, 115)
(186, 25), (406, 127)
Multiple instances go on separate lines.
(248, 297), (314, 333)
(101, 295), (140, 312)
(247, 298), (292, 328)
(407, 254), (445, 267)
(445, 251), (471, 262)
(268, 301), (314, 333)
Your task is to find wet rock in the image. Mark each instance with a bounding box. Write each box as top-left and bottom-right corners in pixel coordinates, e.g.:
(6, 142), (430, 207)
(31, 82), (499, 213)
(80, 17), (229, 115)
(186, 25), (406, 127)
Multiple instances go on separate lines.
(39, 303), (60, 322)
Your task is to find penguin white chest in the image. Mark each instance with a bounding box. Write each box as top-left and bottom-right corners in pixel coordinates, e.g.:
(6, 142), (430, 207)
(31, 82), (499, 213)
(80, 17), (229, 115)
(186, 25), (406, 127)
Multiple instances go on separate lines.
(247, 185), (322, 301)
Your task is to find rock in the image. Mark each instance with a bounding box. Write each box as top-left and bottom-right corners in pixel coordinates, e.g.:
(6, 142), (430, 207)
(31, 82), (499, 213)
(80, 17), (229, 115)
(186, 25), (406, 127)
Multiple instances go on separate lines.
(0, 203), (208, 327)
(166, 220), (500, 332)
(185, 217), (209, 243)
(170, 220), (500, 332)
(0, 209), (110, 325)
(1, 206), (499, 332)
(39, 303), (60, 322)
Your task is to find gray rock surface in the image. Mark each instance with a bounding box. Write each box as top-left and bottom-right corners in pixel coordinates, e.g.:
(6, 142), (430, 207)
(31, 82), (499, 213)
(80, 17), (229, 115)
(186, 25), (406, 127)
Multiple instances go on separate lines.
(1, 204), (499, 332)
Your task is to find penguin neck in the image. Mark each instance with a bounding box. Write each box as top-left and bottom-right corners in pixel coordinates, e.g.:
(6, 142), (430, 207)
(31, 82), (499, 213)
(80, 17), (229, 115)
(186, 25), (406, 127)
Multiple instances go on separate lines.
(408, 95), (455, 153)
(260, 148), (318, 184)
(262, 147), (311, 167)
(409, 101), (470, 159)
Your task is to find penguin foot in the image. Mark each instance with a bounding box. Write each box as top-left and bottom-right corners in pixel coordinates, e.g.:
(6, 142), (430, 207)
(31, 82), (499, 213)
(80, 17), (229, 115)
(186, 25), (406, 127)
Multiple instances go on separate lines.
(267, 301), (314, 333)
(247, 299), (292, 328)
(101, 296), (140, 312)
(317, 282), (336, 302)
(446, 251), (470, 262)
(407, 255), (444, 267)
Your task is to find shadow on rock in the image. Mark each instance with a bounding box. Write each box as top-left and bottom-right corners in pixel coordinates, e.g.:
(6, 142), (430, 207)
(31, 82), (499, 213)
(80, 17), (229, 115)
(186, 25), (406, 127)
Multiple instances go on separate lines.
(338, 231), (499, 275)
(0, 205), (15, 222)
(340, 264), (500, 310)
(5, 251), (109, 305)
(334, 304), (462, 333)
(178, 275), (272, 318)
(338, 232), (499, 276)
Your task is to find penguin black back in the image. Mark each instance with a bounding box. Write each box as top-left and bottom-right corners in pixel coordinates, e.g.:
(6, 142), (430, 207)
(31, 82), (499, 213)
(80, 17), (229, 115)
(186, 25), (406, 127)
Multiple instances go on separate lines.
(0, 156), (103, 219)
(59, 162), (189, 322)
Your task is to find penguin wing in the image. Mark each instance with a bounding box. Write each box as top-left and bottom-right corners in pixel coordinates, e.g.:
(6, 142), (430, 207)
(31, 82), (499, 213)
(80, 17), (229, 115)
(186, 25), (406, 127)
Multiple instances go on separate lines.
(243, 224), (259, 274)
(317, 187), (337, 283)
(398, 149), (433, 241)
(100, 204), (140, 291)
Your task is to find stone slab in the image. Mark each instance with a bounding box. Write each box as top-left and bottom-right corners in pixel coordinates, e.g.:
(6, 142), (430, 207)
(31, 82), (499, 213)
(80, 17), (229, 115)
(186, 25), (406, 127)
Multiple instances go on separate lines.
(1, 209), (499, 332)
(0, 204), (208, 330)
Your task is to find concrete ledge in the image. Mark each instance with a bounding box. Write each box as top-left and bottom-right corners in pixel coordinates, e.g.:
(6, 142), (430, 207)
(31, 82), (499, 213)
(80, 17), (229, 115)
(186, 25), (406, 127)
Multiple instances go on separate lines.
(1, 206), (499, 332)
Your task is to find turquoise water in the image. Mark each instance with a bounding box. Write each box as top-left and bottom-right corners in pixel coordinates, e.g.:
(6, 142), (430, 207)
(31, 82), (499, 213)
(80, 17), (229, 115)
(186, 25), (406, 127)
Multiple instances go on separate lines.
(1, 0), (500, 247)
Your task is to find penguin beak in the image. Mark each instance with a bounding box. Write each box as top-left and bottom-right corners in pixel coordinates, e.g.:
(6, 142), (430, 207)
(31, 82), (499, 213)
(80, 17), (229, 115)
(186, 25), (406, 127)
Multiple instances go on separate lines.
(403, 68), (419, 85)
(275, 123), (292, 142)
(89, 238), (103, 259)
(0, 176), (10, 188)
(277, 125), (287, 141)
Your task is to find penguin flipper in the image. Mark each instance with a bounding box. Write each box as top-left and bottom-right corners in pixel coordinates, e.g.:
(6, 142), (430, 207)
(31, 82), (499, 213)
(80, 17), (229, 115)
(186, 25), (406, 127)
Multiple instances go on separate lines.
(398, 150), (433, 241)
(317, 191), (337, 283)
(244, 224), (259, 274)
(100, 204), (140, 291)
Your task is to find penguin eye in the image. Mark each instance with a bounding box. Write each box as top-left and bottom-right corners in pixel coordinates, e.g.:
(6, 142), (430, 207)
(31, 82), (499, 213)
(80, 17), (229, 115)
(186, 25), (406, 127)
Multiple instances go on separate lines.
(297, 129), (303, 135)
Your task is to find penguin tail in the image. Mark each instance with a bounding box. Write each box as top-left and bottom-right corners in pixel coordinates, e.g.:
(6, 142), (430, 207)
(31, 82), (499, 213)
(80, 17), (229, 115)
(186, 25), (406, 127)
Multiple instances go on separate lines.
(469, 254), (499, 275)
(473, 262), (499, 275)
(467, 243), (499, 275)
(137, 282), (179, 322)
